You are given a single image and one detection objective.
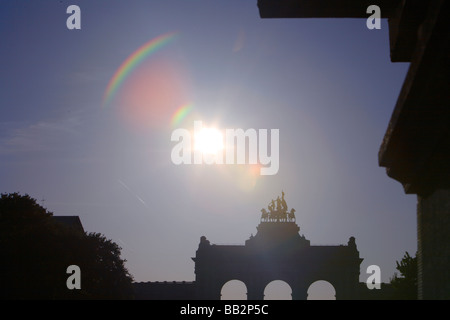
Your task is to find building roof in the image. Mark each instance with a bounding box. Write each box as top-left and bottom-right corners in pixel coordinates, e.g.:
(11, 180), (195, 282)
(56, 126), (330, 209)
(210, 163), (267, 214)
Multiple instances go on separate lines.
(52, 216), (84, 233)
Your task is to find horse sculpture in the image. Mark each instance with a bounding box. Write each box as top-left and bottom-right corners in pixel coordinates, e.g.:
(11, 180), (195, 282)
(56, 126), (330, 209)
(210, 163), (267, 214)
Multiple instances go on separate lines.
(260, 192), (296, 222)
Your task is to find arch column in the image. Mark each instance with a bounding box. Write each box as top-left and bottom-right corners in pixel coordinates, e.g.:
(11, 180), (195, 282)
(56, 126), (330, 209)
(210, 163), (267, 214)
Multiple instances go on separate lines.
(291, 284), (308, 300)
(247, 282), (265, 300)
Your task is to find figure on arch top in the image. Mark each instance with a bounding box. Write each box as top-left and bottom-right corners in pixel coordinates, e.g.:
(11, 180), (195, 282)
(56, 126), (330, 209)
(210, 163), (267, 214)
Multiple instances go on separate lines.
(260, 191), (296, 223)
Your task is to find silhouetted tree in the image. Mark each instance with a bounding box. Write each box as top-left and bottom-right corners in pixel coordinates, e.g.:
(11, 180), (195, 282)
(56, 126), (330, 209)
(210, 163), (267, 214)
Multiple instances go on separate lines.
(0, 192), (133, 299)
(389, 251), (417, 299)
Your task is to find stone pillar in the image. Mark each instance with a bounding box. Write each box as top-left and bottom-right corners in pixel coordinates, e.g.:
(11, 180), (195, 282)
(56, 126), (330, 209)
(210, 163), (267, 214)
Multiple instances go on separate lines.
(417, 189), (450, 299)
(291, 285), (308, 300)
(246, 281), (265, 300)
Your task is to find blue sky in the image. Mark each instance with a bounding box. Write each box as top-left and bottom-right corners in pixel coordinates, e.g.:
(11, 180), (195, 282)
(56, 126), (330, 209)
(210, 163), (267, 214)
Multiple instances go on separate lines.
(0, 0), (416, 297)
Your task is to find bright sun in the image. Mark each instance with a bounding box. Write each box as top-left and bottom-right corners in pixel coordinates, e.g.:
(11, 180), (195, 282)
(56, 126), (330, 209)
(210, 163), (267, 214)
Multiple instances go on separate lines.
(194, 127), (224, 155)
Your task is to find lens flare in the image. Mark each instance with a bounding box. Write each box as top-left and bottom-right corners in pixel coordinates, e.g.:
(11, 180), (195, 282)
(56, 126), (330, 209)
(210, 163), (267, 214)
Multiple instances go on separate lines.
(171, 103), (193, 128)
(194, 127), (224, 155)
(103, 32), (179, 107)
(117, 58), (189, 128)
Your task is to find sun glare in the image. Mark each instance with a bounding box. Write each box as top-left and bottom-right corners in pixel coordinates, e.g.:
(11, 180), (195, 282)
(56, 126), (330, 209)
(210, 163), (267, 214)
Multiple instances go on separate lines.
(194, 127), (224, 155)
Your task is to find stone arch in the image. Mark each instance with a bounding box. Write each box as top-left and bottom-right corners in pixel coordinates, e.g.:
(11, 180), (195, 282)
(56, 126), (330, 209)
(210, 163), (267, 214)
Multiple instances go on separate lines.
(220, 279), (247, 300)
(192, 222), (363, 300)
(263, 280), (293, 300)
(307, 280), (336, 300)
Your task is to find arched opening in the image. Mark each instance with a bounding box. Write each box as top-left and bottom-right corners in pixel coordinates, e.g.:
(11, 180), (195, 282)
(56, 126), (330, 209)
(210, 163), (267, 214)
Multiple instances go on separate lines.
(220, 280), (247, 300)
(264, 280), (292, 300)
(307, 280), (336, 300)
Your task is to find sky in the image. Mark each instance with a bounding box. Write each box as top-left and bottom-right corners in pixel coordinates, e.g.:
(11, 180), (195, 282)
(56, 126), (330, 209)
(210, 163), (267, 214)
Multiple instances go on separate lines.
(0, 0), (416, 298)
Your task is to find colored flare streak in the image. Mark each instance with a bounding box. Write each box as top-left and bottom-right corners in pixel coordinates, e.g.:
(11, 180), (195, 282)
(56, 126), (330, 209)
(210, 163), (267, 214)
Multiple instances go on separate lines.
(171, 104), (193, 127)
(103, 32), (178, 106)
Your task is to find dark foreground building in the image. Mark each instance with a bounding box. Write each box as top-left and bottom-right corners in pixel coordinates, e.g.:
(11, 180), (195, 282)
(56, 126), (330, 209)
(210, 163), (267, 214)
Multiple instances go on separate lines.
(134, 195), (392, 299)
(52, 216), (84, 233)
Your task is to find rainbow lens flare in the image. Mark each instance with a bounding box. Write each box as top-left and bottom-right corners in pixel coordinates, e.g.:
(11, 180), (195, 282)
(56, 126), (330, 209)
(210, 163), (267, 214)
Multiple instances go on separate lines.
(102, 31), (179, 107)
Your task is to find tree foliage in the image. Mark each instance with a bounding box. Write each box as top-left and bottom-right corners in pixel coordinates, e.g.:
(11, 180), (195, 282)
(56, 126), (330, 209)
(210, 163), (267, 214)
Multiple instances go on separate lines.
(389, 251), (417, 300)
(0, 192), (133, 299)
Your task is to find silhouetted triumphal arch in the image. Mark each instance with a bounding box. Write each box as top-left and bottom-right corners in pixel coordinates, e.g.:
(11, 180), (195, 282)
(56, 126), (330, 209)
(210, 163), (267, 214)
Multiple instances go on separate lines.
(133, 193), (380, 299)
(193, 193), (363, 300)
